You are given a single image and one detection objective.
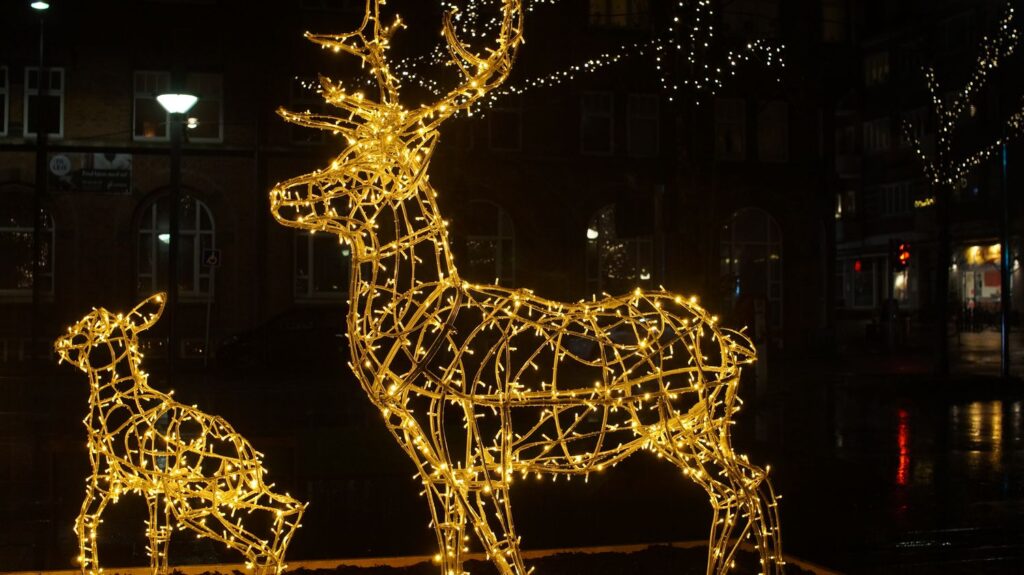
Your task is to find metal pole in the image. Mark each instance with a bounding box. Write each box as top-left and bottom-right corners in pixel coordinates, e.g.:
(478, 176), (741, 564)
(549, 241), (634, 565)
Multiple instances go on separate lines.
(1001, 142), (1011, 379)
(168, 112), (181, 379)
(31, 9), (46, 363)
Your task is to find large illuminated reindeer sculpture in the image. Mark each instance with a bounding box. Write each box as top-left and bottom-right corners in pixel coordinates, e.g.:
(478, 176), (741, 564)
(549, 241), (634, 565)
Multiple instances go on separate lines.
(272, 1), (782, 573)
(55, 294), (305, 575)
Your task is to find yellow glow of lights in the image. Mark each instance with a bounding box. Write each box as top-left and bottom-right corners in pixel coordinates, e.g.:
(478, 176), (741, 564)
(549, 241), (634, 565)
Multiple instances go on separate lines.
(55, 293), (305, 575)
(903, 5), (1024, 190)
(272, 1), (781, 574)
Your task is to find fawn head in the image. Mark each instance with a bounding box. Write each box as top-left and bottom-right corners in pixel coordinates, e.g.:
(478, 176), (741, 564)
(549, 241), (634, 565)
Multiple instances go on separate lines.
(55, 293), (166, 372)
(270, 0), (523, 241)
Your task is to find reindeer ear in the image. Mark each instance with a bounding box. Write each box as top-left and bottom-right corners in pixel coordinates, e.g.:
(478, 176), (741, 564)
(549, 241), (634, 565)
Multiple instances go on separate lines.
(126, 293), (166, 333)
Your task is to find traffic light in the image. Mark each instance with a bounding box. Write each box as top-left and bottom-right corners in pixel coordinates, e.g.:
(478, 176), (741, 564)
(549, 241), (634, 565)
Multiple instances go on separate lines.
(892, 240), (911, 270)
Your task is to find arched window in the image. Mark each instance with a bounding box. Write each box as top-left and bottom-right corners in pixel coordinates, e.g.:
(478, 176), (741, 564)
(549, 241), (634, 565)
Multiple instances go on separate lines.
(0, 192), (54, 295)
(295, 230), (350, 299)
(586, 204), (653, 295)
(720, 207), (783, 330)
(137, 195), (215, 297)
(463, 201), (516, 286)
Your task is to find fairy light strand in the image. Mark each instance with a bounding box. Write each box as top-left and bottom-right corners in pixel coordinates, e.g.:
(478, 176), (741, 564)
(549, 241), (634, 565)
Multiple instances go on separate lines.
(314, 0), (785, 115)
(273, 1), (783, 574)
(904, 4), (1024, 192)
(56, 293), (306, 575)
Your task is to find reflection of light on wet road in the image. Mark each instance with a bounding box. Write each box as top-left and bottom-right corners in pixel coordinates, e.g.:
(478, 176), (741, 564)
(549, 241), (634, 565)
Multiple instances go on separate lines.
(897, 408), (910, 486)
(957, 401), (1003, 477)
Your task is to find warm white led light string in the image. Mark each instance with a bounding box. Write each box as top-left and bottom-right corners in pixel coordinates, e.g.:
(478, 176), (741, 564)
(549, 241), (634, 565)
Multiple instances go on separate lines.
(300, 0), (784, 114)
(904, 4), (1024, 190)
(274, 1), (783, 574)
(56, 294), (305, 575)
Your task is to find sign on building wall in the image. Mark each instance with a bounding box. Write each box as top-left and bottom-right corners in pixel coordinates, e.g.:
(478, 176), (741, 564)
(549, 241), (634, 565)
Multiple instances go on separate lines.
(48, 153), (132, 194)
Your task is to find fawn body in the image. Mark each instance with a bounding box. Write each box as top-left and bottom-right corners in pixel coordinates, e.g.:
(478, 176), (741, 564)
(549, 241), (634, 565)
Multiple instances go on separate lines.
(271, 1), (782, 573)
(56, 294), (305, 575)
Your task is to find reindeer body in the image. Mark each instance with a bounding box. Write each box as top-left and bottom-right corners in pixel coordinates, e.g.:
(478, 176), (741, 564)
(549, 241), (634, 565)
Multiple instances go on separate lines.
(272, 1), (782, 573)
(56, 294), (305, 575)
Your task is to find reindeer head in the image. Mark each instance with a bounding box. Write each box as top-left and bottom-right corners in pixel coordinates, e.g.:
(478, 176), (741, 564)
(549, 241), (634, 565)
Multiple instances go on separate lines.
(55, 293), (165, 373)
(270, 0), (523, 242)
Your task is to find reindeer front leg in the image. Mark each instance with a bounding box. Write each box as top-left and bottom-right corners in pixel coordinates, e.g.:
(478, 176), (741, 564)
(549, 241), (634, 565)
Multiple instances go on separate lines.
(145, 491), (171, 574)
(75, 478), (112, 575)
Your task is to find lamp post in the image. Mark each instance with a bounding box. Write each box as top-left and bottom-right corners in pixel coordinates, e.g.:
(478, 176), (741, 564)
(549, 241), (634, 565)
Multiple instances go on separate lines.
(156, 93), (197, 377)
(30, 0), (48, 364)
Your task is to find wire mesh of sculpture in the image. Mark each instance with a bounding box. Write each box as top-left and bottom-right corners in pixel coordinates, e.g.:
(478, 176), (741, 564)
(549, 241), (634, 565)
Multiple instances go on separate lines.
(55, 293), (306, 575)
(271, 1), (782, 573)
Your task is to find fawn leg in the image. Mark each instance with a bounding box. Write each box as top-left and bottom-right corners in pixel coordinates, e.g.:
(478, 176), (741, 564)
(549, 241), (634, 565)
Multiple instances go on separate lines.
(75, 480), (111, 575)
(145, 492), (170, 573)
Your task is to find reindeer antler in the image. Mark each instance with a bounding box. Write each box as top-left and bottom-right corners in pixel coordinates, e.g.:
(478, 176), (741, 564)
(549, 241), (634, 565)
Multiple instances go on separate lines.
(413, 0), (524, 130)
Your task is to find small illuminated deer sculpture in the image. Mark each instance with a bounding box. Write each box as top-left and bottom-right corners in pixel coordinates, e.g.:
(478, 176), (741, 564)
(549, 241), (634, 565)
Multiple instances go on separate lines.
(55, 293), (305, 575)
(271, 1), (782, 573)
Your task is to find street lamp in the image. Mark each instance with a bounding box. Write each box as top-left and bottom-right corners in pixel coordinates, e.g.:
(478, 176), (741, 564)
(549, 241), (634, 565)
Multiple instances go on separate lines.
(157, 91), (197, 377)
(30, 0), (49, 363)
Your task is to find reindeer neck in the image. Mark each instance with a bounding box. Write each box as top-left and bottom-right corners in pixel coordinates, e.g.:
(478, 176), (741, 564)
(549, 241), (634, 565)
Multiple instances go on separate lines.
(349, 182), (460, 342)
(86, 346), (166, 416)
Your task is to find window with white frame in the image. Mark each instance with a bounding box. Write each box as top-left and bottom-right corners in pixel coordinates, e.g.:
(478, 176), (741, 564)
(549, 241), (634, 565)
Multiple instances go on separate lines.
(822, 0), (847, 43)
(586, 205), (653, 295)
(134, 71), (171, 140)
(715, 98), (746, 161)
(133, 71), (223, 142)
(489, 95), (521, 151)
(0, 66), (8, 137)
(881, 181), (913, 216)
(721, 207), (783, 329)
(837, 256), (882, 308)
(24, 67), (64, 139)
(0, 191), (54, 296)
(627, 94), (658, 157)
(295, 230), (349, 299)
(462, 201), (516, 286)
(863, 117), (890, 153)
(757, 100), (788, 162)
(864, 51), (890, 86)
(138, 196), (215, 298)
(900, 106), (928, 148)
(184, 73), (223, 142)
(581, 92), (613, 155)
(589, 0), (650, 28)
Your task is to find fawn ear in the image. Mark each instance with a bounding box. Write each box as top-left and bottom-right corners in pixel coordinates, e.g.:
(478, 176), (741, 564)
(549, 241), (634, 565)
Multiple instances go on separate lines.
(126, 293), (166, 333)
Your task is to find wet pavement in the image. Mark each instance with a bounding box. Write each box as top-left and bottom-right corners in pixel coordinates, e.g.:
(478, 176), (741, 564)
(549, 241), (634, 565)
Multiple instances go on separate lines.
(2, 335), (1024, 574)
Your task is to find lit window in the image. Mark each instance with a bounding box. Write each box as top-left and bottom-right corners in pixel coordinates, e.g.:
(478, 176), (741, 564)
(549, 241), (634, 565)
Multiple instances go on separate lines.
(864, 52), (890, 86)
(295, 230), (349, 299)
(722, 0), (780, 38)
(489, 95), (522, 151)
(462, 201), (516, 286)
(184, 73), (223, 142)
(0, 66), (8, 137)
(822, 0), (847, 43)
(757, 101), (788, 162)
(721, 208), (783, 328)
(134, 71), (171, 140)
(133, 71), (222, 142)
(715, 98), (746, 161)
(137, 196), (215, 298)
(589, 0), (649, 28)
(581, 92), (614, 155)
(626, 94), (658, 157)
(863, 117), (891, 153)
(586, 205), (653, 295)
(24, 67), (64, 139)
(0, 191), (54, 296)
